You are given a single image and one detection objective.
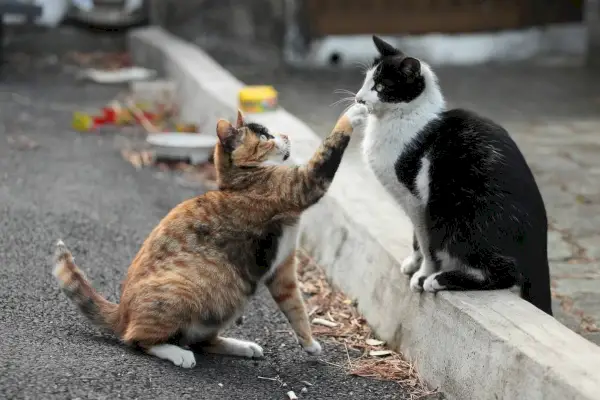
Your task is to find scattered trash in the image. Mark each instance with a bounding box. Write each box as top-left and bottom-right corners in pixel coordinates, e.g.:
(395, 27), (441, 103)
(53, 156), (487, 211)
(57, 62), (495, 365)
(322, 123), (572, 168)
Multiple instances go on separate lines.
(365, 339), (385, 347)
(77, 66), (157, 84)
(286, 391), (298, 400)
(369, 350), (393, 357)
(121, 150), (154, 170)
(297, 251), (437, 398)
(312, 318), (338, 328)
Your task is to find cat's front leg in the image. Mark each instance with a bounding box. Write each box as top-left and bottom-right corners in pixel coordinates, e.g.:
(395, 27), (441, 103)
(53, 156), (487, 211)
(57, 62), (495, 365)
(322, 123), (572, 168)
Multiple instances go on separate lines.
(401, 231), (422, 275)
(267, 251), (322, 356)
(409, 258), (438, 292)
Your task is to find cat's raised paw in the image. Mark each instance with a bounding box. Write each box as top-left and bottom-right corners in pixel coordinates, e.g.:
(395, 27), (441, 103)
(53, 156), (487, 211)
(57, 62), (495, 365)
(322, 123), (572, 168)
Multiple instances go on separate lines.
(302, 339), (322, 356)
(401, 252), (421, 275)
(346, 103), (369, 129)
(423, 272), (444, 292)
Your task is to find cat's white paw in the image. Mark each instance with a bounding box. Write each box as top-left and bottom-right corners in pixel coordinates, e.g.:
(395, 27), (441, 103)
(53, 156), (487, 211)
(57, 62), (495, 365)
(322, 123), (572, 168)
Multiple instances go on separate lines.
(147, 344), (197, 368)
(423, 272), (444, 293)
(241, 341), (265, 358)
(409, 270), (427, 292)
(302, 339), (322, 356)
(401, 252), (421, 275)
(345, 103), (369, 129)
(176, 349), (197, 368)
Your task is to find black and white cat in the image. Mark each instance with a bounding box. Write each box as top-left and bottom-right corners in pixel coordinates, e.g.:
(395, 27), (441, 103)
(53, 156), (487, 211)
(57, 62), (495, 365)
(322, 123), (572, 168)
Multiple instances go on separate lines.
(355, 35), (553, 316)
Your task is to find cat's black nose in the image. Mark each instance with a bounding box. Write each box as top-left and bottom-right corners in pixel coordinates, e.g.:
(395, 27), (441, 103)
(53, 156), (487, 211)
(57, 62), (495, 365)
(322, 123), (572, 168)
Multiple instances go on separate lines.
(357, 99), (366, 105)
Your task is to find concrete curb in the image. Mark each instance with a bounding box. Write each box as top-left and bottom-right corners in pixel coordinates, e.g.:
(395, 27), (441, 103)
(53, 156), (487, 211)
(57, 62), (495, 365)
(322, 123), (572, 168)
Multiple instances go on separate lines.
(128, 27), (600, 400)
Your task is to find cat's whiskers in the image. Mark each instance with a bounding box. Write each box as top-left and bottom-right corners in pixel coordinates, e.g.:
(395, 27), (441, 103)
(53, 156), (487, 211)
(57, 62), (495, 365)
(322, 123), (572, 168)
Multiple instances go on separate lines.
(329, 96), (355, 108)
(351, 61), (370, 73)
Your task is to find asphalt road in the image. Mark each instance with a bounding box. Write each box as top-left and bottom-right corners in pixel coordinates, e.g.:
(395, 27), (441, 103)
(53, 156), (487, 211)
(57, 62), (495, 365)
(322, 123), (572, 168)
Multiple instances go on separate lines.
(0, 66), (410, 399)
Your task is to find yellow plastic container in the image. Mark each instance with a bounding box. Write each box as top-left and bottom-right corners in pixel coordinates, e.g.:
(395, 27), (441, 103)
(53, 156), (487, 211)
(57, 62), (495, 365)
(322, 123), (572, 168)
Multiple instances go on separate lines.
(238, 86), (278, 113)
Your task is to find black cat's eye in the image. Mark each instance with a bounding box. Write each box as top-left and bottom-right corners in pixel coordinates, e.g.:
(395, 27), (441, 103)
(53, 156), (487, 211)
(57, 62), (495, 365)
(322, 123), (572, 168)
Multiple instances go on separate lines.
(375, 83), (384, 92)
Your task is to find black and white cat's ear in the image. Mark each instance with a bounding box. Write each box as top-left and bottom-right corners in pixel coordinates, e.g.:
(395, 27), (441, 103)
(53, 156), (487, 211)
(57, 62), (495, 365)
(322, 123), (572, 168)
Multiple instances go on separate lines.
(372, 35), (402, 57)
(400, 57), (421, 80)
(216, 119), (237, 151)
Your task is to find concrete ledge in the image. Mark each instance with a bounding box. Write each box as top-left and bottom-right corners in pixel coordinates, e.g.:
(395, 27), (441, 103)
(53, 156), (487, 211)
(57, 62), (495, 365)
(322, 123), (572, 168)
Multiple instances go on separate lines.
(128, 27), (600, 400)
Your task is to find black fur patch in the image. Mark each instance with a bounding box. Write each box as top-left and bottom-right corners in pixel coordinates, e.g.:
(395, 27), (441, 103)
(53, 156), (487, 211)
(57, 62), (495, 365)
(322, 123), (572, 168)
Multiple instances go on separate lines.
(312, 135), (351, 182)
(246, 122), (274, 140)
(390, 107), (552, 315)
(371, 59), (426, 104)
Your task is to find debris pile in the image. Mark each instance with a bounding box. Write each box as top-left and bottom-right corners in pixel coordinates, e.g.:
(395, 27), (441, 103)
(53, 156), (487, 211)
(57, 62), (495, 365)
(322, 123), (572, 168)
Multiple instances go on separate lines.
(297, 251), (437, 399)
(71, 88), (215, 189)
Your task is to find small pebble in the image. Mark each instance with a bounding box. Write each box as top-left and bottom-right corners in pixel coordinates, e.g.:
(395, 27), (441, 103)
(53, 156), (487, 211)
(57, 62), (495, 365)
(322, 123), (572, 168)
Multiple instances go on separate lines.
(218, 383), (223, 388)
(301, 387), (308, 393)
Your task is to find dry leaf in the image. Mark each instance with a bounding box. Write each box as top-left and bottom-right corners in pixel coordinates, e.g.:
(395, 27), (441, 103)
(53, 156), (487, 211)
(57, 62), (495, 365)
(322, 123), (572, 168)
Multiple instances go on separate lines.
(121, 150), (143, 169)
(312, 318), (338, 328)
(369, 350), (393, 357)
(366, 339), (385, 346)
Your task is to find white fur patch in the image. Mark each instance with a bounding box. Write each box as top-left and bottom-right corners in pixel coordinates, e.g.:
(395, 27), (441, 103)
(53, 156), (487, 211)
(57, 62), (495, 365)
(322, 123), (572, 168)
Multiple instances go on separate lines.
(204, 337), (264, 358)
(416, 157), (431, 205)
(262, 223), (299, 281)
(436, 250), (487, 281)
(261, 133), (291, 165)
(400, 251), (421, 275)
(423, 272), (445, 292)
(409, 259), (437, 292)
(302, 339), (322, 355)
(146, 344), (196, 368)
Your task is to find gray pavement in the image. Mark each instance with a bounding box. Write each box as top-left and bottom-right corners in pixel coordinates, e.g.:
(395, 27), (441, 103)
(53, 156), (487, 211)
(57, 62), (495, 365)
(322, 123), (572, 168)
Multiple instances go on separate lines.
(226, 64), (600, 346)
(0, 64), (410, 399)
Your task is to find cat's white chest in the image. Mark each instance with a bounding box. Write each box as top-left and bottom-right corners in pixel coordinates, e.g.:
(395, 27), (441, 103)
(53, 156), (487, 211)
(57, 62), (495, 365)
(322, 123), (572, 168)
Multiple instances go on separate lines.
(362, 119), (422, 217)
(264, 223), (299, 280)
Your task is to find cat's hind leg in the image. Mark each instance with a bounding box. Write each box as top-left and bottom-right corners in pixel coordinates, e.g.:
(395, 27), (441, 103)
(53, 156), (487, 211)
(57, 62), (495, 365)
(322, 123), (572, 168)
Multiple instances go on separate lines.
(422, 270), (486, 292)
(422, 255), (517, 293)
(201, 336), (264, 358)
(401, 231), (423, 275)
(267, 251), (321, 355)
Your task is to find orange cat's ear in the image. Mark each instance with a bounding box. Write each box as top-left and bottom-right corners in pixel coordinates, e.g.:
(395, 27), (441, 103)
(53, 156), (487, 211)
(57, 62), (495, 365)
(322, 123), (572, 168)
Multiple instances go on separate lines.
(235, 109), (245, 128)
(216, 119), (235, 149)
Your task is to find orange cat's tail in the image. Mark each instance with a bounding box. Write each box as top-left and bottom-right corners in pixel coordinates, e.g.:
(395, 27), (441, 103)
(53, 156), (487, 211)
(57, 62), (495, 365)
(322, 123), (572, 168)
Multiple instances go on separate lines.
(52, 240), (120, 333)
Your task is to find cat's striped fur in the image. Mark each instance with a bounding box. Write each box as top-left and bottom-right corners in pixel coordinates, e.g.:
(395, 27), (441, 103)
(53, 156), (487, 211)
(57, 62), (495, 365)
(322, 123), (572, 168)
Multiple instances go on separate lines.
(53, 105), (367, 368)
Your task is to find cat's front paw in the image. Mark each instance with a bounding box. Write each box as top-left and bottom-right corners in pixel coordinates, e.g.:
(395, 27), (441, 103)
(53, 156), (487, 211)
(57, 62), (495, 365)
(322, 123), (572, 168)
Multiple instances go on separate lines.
(302, 339), (322, 356)
(345, 103), (369, 130)
(423, 272), (444, 293)
(409, 268), (432, 292)
(401, 252), (421, 275)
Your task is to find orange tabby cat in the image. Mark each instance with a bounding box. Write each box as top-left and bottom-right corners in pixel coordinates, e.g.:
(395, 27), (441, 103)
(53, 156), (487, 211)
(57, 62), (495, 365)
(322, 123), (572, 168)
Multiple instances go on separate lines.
(53, 104), (367, 368)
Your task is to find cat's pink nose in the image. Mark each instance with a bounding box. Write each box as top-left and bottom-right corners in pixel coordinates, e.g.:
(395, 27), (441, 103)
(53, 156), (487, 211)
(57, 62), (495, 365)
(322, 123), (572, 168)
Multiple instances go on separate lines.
(280, 134), (289, 141)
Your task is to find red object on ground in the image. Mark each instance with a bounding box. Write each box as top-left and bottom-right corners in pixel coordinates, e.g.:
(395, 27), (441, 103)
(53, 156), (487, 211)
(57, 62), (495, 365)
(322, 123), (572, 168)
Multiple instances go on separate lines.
(102, 107), (117, 123)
